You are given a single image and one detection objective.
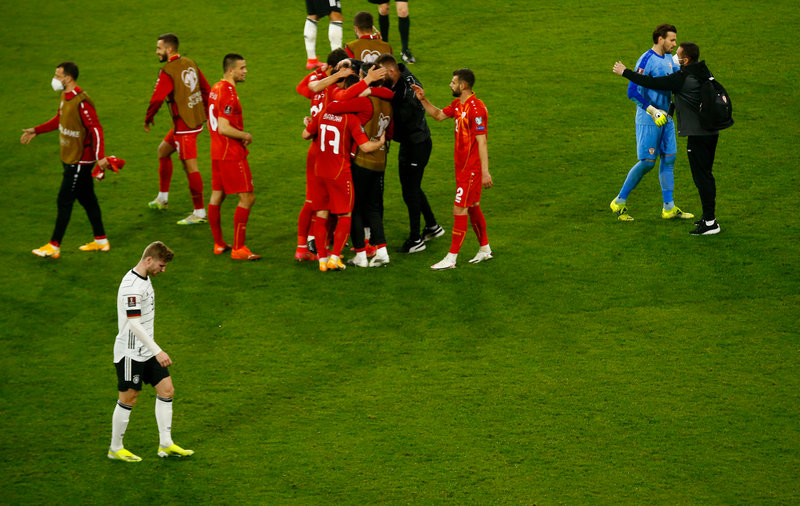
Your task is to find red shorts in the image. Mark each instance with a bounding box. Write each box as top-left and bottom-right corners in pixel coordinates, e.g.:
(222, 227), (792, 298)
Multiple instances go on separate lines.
(164, 129), (199, 161)
(310, 175), (353, 214)
(454, 170), (482, 208)
(211, 159), (254, 194)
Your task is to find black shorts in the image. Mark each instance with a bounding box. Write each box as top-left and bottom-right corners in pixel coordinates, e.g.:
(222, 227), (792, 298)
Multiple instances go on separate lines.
(306, 0), (342, 16)
(368, 0), (408, 4)
(115, 356), (170, 391)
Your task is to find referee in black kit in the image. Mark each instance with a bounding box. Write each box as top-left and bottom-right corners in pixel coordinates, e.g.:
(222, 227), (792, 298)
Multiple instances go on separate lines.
(376, 53), (445, 253)
(613, 42), (732, 236)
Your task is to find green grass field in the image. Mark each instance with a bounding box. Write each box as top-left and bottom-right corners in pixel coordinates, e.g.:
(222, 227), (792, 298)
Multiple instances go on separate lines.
(1, 1), (798, 504)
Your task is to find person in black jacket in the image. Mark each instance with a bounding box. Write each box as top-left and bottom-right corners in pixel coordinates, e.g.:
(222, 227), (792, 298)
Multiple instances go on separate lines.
(376, 53), (444, 253)
(614, 42), (723, 235)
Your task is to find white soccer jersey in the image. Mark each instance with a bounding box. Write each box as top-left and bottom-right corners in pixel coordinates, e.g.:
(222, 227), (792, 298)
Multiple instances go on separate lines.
(115, 269), (156, 363)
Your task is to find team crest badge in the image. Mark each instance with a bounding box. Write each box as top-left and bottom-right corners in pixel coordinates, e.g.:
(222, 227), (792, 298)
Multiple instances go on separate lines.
(133, 375), (140, 385)
(649, 148), (656, 155)
(181, 68), (198, 92)
(476, 117), (483, 125)
(722, 96), (728, 104)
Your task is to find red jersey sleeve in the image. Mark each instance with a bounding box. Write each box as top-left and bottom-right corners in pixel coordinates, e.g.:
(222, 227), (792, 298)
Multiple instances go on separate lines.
(296, 73), (314, 99)
(145, 70), (174, 124)
(305, 113), (320, 138)
(80, 100), (105, 160)
(348, 116), (370, 146)
(34, 113), (60, 134)
(370, 87), (394, 100)
(471, 101), (488, 135)
(338, 80), (369, 101)
(442, 100), (457, 118)
(326, 96), (373, 125)
(198, 68), (211, 114)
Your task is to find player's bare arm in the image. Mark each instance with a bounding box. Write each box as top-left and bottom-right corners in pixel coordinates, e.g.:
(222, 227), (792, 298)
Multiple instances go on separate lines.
(359, 132), (387, 153)
(302, 128), (314, 140)
(20, 128), (37, 144)
(308, 67), (354, 93)
(303, 116), (313, 126)
(613, 62), (627, 75)
(155, 351), (172, 368)
(477, 134), (493, 189)
(97, 157), (110, 170)
(143, 120), (153, 133)
(410, 84), (448, 122)
(218, 116), (253, 147)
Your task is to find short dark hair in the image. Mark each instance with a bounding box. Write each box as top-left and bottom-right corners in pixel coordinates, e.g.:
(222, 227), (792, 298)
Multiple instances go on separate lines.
(453, 68), (475, 89)
(158, 33), (180, 50)
(679, 42), (700, 63)
(354, 11), (373, 32)
(652, 24), (677, 44)
(343, 74), (360, 89)
(223, 53), (245, 72)
(142, 241), (174, 262)
(327, 48), (349, 67)
(57, 61), (79, 81)
(375, 53), (398, 70)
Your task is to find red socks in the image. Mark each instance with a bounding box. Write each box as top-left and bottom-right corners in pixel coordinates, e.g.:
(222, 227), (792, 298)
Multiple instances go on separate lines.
(468, 205), (489, 247)
(333, 216), (351, 257)
(449, 215), (468, 254)
(158, 157), (173, 193)
(233, 206), (250, 250)
(187, 171), (204, 211)
(297, 201), (314, 247)
(209, 204), (224, 245)
(314, 215), (329, 259)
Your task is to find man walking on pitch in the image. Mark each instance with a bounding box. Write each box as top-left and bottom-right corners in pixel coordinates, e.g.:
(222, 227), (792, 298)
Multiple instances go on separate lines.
(22, 61), (111, 259)
(109, 242), (193, 462)
(208, 54), (260, 260)
(369, 0), (416, 64)
(610, 24), (694, 222)
(304, 0), (344, 70)
(144, 33), (211, 226)
(411, 68), (494, 270)
(376, 53), (444, 254)
(614, 42), (730, 235)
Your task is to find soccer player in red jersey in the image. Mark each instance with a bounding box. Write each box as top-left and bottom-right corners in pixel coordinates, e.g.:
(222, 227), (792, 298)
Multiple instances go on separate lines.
(144, 33), (211, 226)
(302, 75), (387, 271)
(207, 54), (259, 261)
(411, 69), (494, 270)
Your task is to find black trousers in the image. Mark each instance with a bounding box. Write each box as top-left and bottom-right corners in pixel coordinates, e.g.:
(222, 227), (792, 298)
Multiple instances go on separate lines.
(351, 163), (386, 249)
(686, 135), (719, 221)
(398, 137), (436, 240)
(52, 162), (105, 244)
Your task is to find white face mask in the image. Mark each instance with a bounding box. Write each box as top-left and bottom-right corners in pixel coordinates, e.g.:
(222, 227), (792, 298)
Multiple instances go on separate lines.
(51, 77), (65, 91)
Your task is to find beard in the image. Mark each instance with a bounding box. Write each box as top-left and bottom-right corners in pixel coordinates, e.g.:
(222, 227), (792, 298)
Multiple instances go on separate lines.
(158, 53), (167, 63)
(452, 89), (460, 98)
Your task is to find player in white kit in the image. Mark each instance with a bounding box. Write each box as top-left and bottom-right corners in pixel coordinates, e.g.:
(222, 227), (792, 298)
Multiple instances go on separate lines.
(108, 241), (194, 462)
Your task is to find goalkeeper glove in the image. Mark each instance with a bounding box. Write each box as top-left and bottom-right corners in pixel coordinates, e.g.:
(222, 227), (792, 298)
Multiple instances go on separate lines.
(646, 105), (668, 127)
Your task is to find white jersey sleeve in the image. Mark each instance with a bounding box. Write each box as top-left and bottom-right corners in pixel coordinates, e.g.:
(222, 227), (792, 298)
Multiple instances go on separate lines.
(115, 269), (156, 363)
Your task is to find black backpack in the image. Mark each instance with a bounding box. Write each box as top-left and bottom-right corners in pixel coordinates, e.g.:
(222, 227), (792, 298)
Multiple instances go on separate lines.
(698, 76), (734, 131)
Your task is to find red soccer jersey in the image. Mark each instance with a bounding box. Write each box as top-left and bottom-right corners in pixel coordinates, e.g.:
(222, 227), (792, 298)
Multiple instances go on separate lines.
(442, 93), (488, 174)
(305, 111), (369, 180)
(209, 80), (247, 161)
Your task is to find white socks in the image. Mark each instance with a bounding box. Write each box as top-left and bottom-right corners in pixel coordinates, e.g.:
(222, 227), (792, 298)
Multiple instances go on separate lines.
(304, 18), (318, 59)
(155, 396), (174, 448)
(158, 191), (169, 202)
(194, 208), (207, 218)
(110, 401), (132, 452)
(329, 21), (343, 49)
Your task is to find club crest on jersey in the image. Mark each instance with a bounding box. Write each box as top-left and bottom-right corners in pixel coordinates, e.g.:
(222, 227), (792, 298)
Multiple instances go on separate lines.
(181, 68), (198, 92)
(133, 375), (140, 385)
(127, 297), (137, 307)
(649, 148), (656, 155)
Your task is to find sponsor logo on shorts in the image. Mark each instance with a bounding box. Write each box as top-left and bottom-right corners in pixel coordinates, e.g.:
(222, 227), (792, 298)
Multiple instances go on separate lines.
(133, 374), (140, 385)
(128, 296), (137, 307)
